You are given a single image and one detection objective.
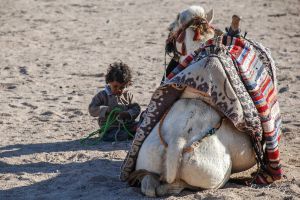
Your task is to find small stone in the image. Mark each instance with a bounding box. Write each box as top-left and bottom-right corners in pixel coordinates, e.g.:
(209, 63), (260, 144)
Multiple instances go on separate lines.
(279, 86), (289, 93)
(19, 66), (28, 75)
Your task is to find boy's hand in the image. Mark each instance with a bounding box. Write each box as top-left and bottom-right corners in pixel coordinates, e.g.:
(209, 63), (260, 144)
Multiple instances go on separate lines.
(105, 107), (113, 116)
(106, 106), (121, 114)
(118, 111), (131, 121)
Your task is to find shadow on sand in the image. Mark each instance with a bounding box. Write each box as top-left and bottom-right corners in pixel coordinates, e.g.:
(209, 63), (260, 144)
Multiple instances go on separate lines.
(0, 140), (250, 199)
(0, 140), (144, 200)
(0, 139), (131, 158)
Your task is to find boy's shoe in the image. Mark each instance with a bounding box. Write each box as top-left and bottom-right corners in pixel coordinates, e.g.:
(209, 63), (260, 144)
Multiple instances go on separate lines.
(102, 129), (130, 142)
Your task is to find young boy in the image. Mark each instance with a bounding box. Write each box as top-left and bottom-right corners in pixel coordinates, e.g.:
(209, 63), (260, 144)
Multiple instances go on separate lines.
(88, 62), (141, 141)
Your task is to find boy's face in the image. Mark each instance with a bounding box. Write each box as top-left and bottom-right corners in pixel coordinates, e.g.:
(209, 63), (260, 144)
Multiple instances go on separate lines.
(109, 81), (127, 95)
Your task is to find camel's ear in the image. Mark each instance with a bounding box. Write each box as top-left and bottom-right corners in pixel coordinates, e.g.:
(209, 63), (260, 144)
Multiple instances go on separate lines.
(168, 13), (180, 31)
(206, 9), (214, 24)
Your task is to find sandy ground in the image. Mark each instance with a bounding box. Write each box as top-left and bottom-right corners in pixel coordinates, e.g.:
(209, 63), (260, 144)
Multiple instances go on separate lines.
(0, 0), (299, 199)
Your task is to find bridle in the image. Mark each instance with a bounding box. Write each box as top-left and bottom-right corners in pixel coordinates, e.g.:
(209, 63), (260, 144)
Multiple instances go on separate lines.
(163, 16), (214, 83)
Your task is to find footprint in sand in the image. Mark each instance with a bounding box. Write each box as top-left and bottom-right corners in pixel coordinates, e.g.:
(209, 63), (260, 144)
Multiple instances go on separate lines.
(8, 85), (17, 90)
(0, 113), (12, 117)
(8, 104), (18, 108)
(35, 111), (55, 122)
(21, 102), (38, 109)
(41, 111), (54, 116)
(279, 86), (289, 93)
(1, 83), (17, 90)
(68, 153), (88, 161)
(63, 108), (84, 119)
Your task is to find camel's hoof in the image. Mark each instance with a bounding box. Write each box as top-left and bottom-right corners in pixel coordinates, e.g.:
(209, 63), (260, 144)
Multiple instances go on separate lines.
(156, 182), (185, 197)
(141, 175), (160, 197)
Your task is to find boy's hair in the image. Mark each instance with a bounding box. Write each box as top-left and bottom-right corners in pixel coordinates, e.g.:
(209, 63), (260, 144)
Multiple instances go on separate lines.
(105, 62), (132, 85)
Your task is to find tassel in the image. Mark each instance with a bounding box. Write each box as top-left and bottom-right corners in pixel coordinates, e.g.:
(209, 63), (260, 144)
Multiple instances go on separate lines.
(193, 28), (201, 41)
(176, 30), (185, 43)
(181, 42), (187, 56)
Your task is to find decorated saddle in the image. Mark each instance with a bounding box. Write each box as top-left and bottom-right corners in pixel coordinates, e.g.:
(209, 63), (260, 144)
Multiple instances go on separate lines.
(120, 36), (282, 185)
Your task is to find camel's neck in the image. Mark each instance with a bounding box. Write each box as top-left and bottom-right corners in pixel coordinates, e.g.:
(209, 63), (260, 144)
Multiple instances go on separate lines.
(179, 28), (214, 62)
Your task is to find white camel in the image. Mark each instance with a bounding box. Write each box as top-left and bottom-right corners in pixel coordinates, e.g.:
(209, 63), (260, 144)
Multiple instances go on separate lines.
(135, 6), (257, 197)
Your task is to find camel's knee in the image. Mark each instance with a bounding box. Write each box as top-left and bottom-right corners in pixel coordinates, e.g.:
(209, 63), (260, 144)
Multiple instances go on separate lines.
(141, 174), (160, 197)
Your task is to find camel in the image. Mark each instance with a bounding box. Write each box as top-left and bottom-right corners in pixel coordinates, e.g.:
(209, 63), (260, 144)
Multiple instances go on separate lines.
(134, 6), (257, 197)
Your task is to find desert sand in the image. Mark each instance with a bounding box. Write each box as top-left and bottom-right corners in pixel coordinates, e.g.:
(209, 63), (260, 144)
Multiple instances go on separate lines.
(0, 0), (299, 199)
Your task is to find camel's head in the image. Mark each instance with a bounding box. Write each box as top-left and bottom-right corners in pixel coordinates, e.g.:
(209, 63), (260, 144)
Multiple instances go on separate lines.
(168, 6), (214, 33)
(166, 6), (215, 61)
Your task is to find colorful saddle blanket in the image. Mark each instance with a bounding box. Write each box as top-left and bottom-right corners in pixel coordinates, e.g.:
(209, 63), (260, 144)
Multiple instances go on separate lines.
(120, 36), (282, 183)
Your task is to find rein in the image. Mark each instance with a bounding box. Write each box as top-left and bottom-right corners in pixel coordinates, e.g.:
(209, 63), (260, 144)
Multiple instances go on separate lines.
(80, 108), (134, 145)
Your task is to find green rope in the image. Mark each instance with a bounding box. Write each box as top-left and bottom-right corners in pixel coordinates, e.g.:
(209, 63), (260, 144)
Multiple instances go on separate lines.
(80, 107), (133, 145)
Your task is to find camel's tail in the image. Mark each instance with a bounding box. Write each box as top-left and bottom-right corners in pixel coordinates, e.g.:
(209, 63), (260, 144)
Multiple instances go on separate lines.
(164, 137), (186, 183)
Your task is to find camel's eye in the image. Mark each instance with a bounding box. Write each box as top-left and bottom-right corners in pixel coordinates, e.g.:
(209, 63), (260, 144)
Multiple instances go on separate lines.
(176, 13), (180, 21)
